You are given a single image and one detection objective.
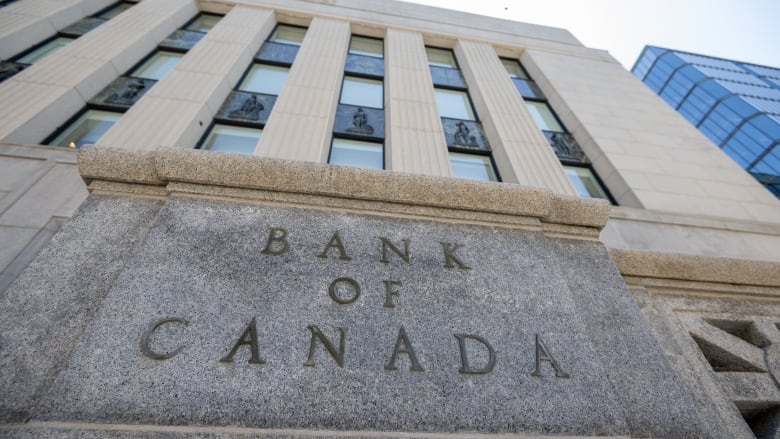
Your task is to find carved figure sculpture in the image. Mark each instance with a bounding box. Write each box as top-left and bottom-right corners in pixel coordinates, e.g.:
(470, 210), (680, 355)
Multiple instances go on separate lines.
(346, 107), (374, 135)
(229, 94), (264, 121)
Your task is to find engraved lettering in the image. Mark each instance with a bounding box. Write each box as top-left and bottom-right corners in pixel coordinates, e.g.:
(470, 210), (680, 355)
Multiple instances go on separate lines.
(379, 237), (410, 263)
(303, 325), (347, 368)
(219, 317), (266, 364)
(317, 231), (352, 260)
(140, 317), (188, 361)
(385, 326), (425, 372)
(383, 280), (402, 308)
(454, 334), (496, 374)
(531, 333), (570, 378)
(440, 242), (471, 270)
(262, 227), (289, 255)
(328, 277), (361, 305)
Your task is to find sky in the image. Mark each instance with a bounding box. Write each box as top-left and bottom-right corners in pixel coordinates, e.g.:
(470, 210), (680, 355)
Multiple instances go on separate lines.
(402, 0), (780, 70)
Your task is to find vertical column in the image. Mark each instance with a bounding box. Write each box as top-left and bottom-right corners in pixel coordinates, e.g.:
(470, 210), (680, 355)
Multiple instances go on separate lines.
(384, 29), (450, 177)
(0, 0), (113, 60)
(455, 40), (577, 195)
(0, 0), (196, 144)
(255, 17), (349, 162)
(96, 6), (275, 150)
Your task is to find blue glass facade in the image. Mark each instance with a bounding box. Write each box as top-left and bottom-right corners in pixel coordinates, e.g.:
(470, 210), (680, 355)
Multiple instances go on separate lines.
(633, 46), (780, 197)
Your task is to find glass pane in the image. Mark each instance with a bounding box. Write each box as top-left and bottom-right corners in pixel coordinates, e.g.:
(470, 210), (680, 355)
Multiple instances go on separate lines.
(501, 59), (527, 79)
(329, 138), (383, 169)
(526, 101), (563, 132)
(349, 36), (383, 58)
(239, 64), (289, 95)
(16, 37), (74, 64)
(449, 153), (496, 181)
(270, 25), (306, 46)
(564, 166), (610, 200)
(340, 77), (383, 108)
(426, 47), (457, 68)
(201, 125), (261, 155)
(434, 89), (475, 120)
(185, 14), (221, 32)
(130, 51), (182, 80)
(96, 2), (132, 19)
(50, 110), (121, 148)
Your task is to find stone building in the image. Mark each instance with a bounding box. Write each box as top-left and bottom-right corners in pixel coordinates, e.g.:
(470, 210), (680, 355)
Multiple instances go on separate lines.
(0, 0), (779, 438)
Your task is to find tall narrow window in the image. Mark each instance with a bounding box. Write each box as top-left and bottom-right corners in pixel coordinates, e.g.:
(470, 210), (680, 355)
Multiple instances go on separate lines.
(501, 58), (613, 201)
(199, 25), (307, 154)
(426, 47), (498, 182)
(328, 35), (385, 169)
(0, 2), (135, 84)
(45, 12), (223, 148)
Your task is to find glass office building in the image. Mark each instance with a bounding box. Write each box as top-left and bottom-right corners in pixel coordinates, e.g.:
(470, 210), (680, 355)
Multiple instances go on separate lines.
(633, 46), (780, 197)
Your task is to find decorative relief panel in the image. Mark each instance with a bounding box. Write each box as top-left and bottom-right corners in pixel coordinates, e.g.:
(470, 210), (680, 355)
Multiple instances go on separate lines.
(0, 61), (27, 83)
(441, 117), (490, 152)
(542, 131), (589, 164)
(88, 76), (156, 110)
(215, 91), (276, 126)
(333, 104), (384, 141)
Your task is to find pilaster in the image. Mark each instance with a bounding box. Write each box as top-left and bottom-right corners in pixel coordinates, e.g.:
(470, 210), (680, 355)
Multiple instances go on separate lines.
(455, 40), (576, 194)
(254, 17), (350, 162)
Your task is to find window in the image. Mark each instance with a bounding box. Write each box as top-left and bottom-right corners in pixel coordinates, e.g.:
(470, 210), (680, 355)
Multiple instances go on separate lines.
(130, 51), (183, 80)
(239, 64), (289, 95)
(46, 12), (221, 147)
(95, 2), (132, 19)
(450, 153), (498, 182)
(1, 2), (135, 84)
(200, 125), (262, 155)
(426, 47), (497, 181)
(329, 35), (385, 169)
(185, 14), (221, 32)
(269, 25), (306, 46)
(349, 36), (383, 58)
(564, 166), (611, 199)
(329, 139), (383, 169)
(48, 110), (121, 149)
(14, 37), (74, 64)
(502, 57), (612, 202)
(199, 25), (307, 154)
(435, 89), (475, 120)
(525, 101), (564, 132)
(426, 47), (457, 68)
(340, 77), (383, 108)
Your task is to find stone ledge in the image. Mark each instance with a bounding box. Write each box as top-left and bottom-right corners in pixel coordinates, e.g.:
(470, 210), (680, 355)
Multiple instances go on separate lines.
(78, 145), (610, 231)
(610, 249), (780, 288)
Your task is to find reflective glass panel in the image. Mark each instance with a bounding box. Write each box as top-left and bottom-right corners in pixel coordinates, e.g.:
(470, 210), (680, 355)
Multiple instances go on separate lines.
(340, 77), (383, 108)
(16, 37), (74, 64)
(329, 139), (383, 169)
(435, 89), (475, 120)
(185, 14), (221, 32)
(426, 47), (457, 68)
(50, 110), (120, 148)
(269, 25), (306, 46)
(501, 59), (528, 79)
(349, 36), (383, 58)
(526, 101), (564, 132)
(564, 166), (610, 200)
(130, 51), (182, 80)
(239, 64), (288, 95)
(449, 153), (496, 181)
(96, 2), (132, 19)
(200, 125), (261, 155)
